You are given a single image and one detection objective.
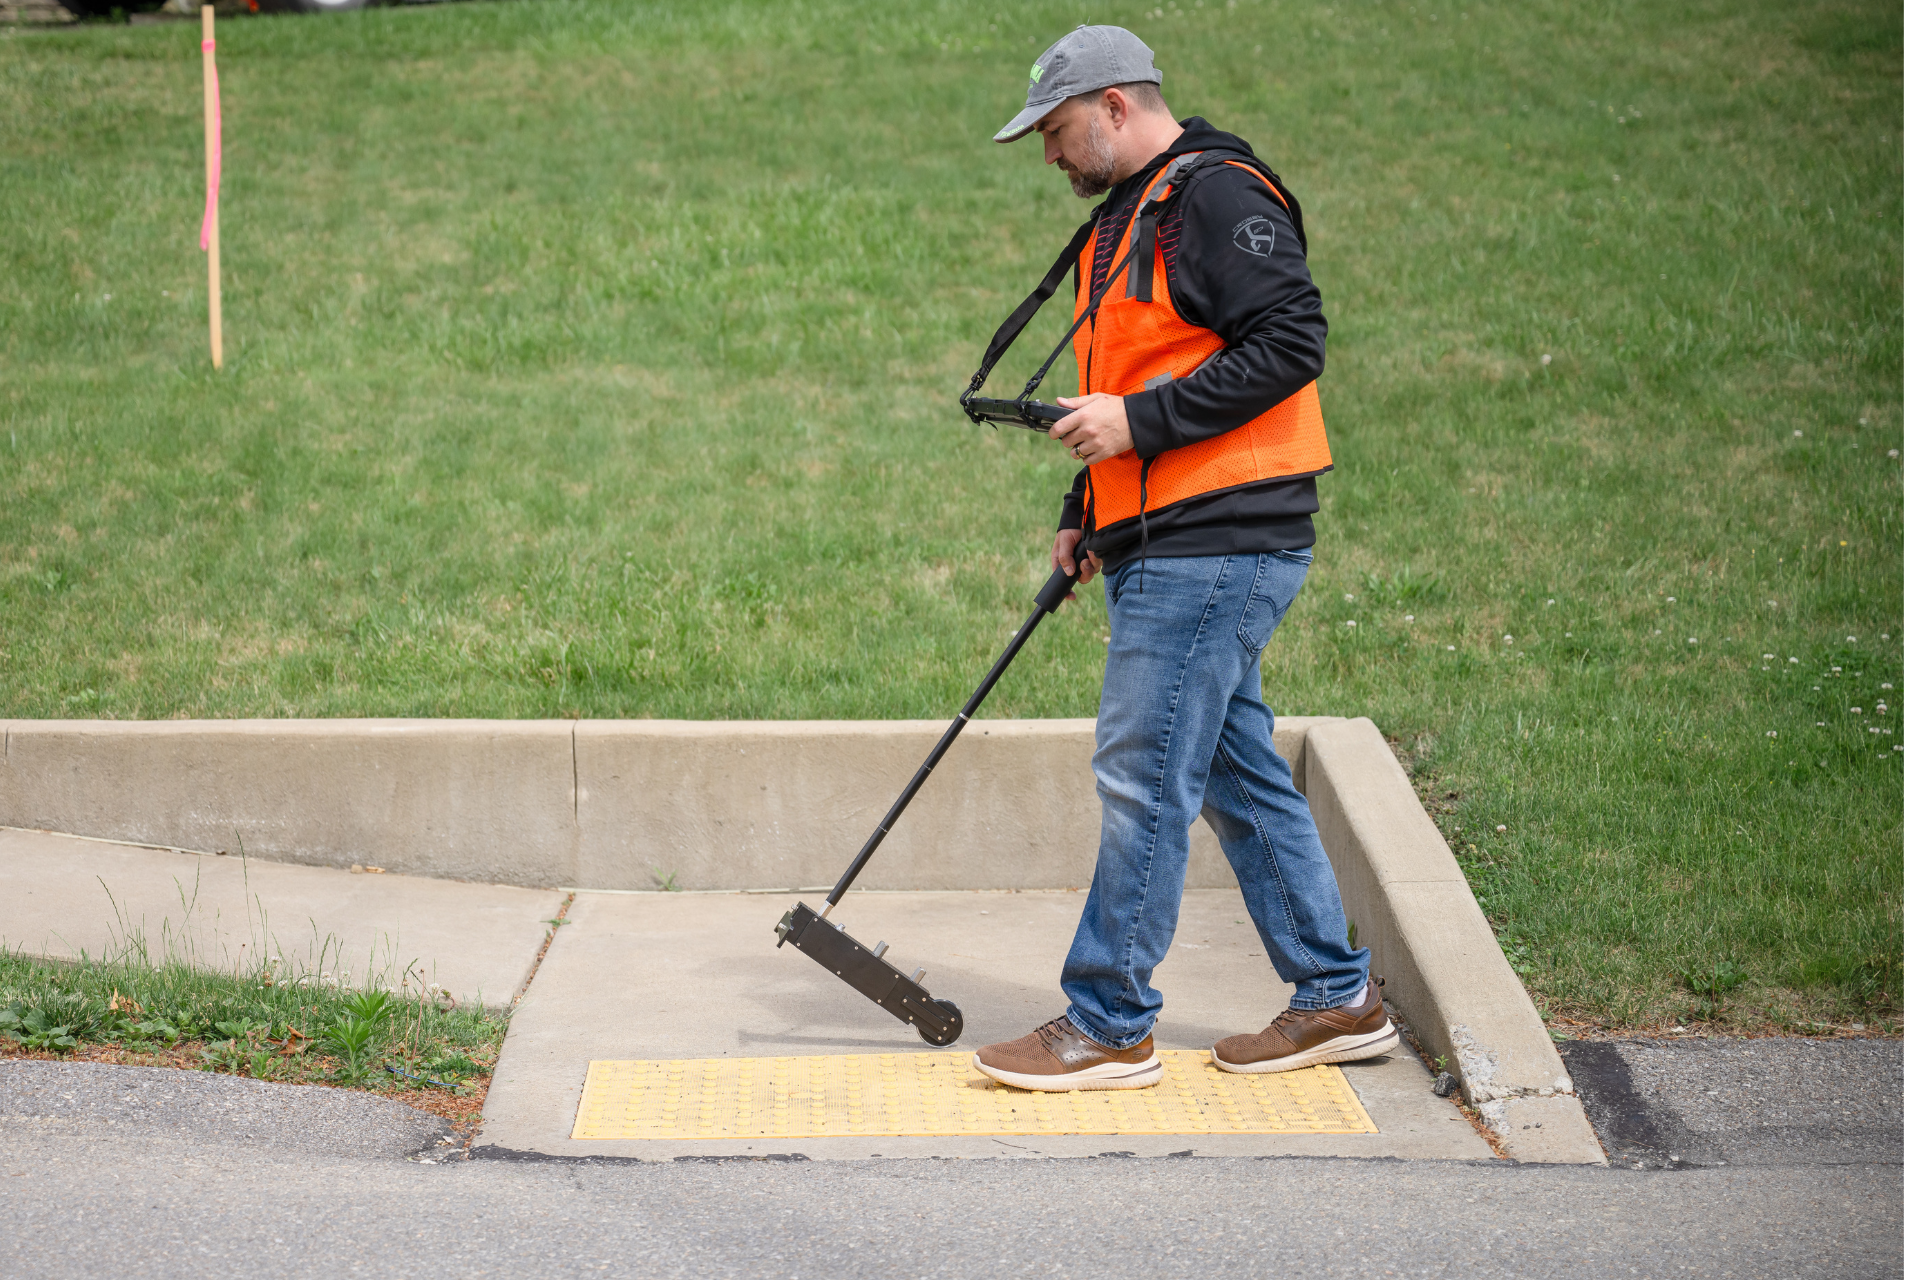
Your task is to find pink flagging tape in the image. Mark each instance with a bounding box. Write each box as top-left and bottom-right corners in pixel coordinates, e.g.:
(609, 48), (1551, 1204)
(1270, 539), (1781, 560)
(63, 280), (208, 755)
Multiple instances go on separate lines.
(201, 38), (220, 252)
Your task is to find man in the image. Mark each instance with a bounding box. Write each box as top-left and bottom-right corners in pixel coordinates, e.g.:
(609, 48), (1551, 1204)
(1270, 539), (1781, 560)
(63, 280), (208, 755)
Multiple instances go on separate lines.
(970, 26), (1397, 1091)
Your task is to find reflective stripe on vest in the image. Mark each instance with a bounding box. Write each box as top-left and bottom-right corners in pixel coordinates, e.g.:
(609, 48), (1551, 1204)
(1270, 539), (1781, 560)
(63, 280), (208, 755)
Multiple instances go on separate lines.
(1075, 157), (1332, 533)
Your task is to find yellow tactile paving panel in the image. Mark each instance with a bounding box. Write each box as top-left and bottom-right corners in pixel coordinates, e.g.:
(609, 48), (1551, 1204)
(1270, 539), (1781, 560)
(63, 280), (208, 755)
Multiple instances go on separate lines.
(571, 1050), (1376, 1140)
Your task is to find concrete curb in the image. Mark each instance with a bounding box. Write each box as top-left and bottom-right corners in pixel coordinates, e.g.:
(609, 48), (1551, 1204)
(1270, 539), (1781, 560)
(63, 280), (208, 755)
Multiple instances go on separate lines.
(1302, 719), (1605, 1164)
(2, 715), (1604, 1163)
(0, 717), (1339, 893)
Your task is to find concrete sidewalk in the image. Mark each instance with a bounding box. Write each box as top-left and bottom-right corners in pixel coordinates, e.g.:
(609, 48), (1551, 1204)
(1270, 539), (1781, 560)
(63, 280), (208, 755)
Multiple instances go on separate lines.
(478, 888), (1494, 1162)
(0, 828), (561, 1008)
(4, 715), (1601, 1161)
(5, 827), (1489, 1164)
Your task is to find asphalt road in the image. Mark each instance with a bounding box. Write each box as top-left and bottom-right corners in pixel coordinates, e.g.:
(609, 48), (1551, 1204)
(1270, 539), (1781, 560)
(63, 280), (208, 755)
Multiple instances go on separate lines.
(1559, 1037), (1902, 1169)
(0, 1047), (1901, 1279)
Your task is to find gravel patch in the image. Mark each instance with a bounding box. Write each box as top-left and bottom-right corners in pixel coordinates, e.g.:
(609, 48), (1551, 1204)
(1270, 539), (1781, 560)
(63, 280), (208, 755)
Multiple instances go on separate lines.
(0, 1060), (451, 1159)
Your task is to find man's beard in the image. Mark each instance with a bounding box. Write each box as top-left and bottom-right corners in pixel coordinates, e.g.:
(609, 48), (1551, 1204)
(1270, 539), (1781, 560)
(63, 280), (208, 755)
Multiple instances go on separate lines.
(1065, 122), (1119, 198)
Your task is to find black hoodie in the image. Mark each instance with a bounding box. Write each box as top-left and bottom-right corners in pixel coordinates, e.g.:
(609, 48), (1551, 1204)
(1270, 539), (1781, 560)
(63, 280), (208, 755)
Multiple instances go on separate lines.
(1057, 118), (1328, 564)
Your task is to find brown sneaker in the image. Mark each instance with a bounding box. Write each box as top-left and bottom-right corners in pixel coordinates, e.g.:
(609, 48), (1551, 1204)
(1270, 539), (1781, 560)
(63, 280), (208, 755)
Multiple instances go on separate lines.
(1211, 976), (1398, 1074)
(973, 1016), (1164, 1092)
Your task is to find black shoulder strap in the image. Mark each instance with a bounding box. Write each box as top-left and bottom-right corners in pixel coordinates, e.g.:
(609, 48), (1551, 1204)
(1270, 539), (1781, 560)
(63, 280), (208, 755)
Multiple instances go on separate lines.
(1123, 150), (1219, 304)
(1122, 150), (1309, 305)
(961, 213), (1097, 406)
(961, 155), (1216, 416)
(959, 150), (1307, 415)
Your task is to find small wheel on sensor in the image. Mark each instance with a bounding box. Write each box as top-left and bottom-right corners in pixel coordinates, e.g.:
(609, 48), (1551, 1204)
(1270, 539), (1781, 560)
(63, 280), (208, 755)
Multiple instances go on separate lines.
(918, 1000), (964, 1047)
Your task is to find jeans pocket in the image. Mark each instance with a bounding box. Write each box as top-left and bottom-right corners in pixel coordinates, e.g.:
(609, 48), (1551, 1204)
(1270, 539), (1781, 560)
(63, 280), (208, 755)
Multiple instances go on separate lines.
(1238, 552), (1307, 655)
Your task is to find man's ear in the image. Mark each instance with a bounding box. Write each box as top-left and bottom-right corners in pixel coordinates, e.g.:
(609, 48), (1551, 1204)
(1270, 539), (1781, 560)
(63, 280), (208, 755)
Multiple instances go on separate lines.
(1102, 85), (1131, 130)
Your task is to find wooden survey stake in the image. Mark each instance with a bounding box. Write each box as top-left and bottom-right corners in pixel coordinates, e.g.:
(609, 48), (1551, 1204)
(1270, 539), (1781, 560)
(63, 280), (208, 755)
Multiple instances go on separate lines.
(201, 5), (222, 369)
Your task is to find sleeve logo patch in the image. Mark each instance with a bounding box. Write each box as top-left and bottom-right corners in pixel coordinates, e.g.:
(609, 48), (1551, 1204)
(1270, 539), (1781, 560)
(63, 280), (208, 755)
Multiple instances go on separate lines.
(1232, 215), (1276, 257)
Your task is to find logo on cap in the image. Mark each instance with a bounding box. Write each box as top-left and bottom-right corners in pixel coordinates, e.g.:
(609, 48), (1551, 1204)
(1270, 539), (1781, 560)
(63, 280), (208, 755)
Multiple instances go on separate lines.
(1030, 62), (1044, 82)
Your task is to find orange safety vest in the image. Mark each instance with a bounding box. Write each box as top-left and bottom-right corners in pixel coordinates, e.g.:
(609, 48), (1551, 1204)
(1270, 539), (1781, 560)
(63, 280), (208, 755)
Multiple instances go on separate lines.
(1075, 156), (1331, 534)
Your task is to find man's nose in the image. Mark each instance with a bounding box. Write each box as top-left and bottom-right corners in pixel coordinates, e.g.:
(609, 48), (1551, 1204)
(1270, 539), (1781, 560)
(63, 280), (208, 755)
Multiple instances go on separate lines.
(1044, 138), (1064, 166)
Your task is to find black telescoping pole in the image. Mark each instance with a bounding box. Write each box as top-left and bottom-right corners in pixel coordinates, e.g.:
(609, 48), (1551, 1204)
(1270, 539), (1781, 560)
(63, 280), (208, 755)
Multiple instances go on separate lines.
(819, 559), (1087, 914)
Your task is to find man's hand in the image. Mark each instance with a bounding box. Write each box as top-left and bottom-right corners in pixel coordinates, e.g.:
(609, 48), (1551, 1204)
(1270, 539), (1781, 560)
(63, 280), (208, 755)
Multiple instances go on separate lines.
(1053, 529), (1101, 588)
(1049, 392), (1133, 465)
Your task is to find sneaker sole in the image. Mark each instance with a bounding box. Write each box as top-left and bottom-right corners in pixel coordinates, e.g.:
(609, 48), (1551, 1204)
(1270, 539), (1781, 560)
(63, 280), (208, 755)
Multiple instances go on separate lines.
(1209, 1025), (1400, 1075)
(971, 1053), (1165, 1093)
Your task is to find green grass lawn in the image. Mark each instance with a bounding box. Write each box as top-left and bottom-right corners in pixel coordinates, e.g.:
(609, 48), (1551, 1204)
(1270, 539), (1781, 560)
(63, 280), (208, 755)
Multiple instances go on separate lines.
(1, 0), (1901, 1031)
(0, 943), (506, 1100)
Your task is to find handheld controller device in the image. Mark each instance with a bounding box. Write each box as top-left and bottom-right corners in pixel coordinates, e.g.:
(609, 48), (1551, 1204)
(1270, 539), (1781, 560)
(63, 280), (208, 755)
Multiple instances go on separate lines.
(958, 396), (1072, 433)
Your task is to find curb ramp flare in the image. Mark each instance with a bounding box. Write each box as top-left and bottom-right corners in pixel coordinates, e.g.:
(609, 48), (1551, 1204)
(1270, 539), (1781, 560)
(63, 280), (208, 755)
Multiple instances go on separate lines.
(571, 1051), (1378, 1141)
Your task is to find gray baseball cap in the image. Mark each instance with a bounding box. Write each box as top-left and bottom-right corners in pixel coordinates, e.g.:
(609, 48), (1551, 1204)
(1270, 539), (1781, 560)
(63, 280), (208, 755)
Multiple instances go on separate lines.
(993, 25), (1163, 143)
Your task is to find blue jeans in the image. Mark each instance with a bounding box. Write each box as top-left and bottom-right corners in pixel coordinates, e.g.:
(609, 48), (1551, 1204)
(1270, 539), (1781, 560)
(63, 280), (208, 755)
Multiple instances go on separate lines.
(1061, 551), (1371, 1050)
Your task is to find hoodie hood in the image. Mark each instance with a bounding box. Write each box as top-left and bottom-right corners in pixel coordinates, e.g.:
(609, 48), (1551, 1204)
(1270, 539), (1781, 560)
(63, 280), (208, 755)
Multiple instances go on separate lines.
(1100, 117), (1306, 257)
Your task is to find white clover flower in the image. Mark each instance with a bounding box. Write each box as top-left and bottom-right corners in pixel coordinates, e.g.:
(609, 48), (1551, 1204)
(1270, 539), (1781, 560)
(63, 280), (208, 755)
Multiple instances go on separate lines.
(1788, 657), (1799, 664)
(1882, 683), (1894, 689)
(1565, 632), (1573, 638)
(1345, 619), (1357, 627)
(1404, 614), (1415, 623)
(1767, 731), (1778, 738)
(1851, 707), (1863, 714)
(1446, 645), (1456, 651)
(1816, 721), (1826, 727)
(1653, 629), (1662, 635)
(1547, 599), (1556, 605)
(1890, 449), (1900, 459)
(1495, 824), (1508, 833)
(1847, 636), (1857, 642)
(1688, 638), (1698, 644)
(1503, 635), (1513, 644)
(1540, 353), (1552, 366)
(1877, 703), (1888, 712)
(1896, 745), (1905, 752)
(1764, 653), (1775, 660)
(1832, 666), (1843, 673)
(1666, 596), (1676, 603)
(1344, 593), (1355, 602)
